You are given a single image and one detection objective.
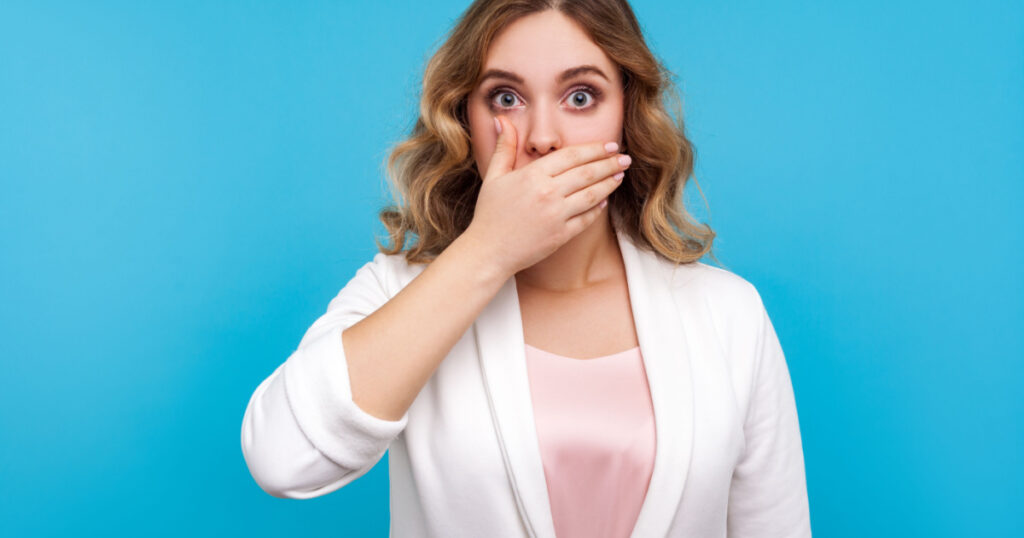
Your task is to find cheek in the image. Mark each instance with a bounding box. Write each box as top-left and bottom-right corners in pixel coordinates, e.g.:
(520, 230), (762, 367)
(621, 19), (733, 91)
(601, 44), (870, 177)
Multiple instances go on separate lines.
(468, 103), (497, 173)
(565, 110), (623, 146)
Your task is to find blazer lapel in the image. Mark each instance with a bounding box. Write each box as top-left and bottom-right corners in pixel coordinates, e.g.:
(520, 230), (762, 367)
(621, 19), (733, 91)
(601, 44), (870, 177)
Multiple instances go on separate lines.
(473, 262), (556, 537)
(473, 227), (695, 538)
(619, 228), (696, 538)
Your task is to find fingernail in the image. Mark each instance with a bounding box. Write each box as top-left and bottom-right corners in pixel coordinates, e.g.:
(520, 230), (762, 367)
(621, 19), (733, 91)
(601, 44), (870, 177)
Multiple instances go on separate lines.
(604, 142), (618, 153)
(599, 199), (608, 208)
(613, 171), (625, 180)
(618, 154), (632, 167)
(494, 116), (502, 134)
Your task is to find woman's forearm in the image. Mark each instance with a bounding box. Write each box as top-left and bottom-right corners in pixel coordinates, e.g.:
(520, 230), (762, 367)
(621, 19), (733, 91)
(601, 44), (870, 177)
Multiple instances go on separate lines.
(343, 232), (510, 422)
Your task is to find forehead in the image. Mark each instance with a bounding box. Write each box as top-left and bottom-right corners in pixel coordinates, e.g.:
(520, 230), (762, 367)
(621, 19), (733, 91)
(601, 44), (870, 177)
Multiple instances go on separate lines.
(481, 10), (618, 84)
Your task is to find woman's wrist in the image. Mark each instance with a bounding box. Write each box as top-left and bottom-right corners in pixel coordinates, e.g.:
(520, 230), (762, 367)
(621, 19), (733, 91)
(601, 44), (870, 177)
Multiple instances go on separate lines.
(446, 228), (514, 289)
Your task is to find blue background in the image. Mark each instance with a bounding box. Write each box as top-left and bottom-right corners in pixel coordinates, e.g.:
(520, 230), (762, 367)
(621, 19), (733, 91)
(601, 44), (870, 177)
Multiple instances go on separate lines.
(1, 0), (1021, 536)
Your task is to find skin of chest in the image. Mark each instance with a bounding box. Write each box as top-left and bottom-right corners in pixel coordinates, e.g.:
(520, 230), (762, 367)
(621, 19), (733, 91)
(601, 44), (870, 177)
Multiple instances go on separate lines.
(516, 271), (639, 359)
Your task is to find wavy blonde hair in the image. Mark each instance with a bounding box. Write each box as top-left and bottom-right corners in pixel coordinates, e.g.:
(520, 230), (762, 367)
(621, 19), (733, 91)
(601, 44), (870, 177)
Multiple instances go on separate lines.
(376, 0), (717, 267)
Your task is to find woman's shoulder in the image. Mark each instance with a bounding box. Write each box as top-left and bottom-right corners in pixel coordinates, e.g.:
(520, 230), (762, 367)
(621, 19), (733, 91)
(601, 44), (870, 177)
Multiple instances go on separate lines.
(661, 260), (776, 362)
(664, 260), (764, 309)
(659, 259), (772, 337)
(349, 250), (429, 296)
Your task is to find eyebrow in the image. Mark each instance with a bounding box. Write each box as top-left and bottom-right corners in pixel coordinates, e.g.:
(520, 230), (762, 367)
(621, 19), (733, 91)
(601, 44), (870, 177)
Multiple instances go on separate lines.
(476, 64), (609, 86)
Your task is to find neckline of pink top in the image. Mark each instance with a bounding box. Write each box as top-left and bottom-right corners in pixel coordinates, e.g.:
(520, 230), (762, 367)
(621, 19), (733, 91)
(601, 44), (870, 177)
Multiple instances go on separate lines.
(524, 343), (641, 362)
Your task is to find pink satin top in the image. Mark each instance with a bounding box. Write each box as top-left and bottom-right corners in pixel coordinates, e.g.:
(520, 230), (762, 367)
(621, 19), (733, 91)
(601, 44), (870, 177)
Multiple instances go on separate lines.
(524, 343), (657, 538)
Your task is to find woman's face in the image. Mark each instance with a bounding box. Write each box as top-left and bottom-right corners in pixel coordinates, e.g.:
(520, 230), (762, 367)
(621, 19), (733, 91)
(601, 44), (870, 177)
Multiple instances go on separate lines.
(467, 10), (625, 175)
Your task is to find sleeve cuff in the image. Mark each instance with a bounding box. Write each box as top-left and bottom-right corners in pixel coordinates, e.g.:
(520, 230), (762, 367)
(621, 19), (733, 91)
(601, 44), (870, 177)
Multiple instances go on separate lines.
(281, 322), (408, 470)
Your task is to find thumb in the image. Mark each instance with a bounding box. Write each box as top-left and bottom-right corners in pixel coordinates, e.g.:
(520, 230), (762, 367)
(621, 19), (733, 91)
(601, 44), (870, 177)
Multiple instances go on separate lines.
(483, 115), (517, 181)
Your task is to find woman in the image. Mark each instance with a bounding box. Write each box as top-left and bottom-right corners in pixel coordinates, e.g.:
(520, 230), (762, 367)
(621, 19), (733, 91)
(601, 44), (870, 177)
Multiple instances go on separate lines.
(241, 1), (811, 536)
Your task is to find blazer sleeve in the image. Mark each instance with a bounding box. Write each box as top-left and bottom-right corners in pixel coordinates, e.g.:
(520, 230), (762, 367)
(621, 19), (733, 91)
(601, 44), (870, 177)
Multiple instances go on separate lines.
(727, 296), (812, 537)
(240, 252), (409, 499)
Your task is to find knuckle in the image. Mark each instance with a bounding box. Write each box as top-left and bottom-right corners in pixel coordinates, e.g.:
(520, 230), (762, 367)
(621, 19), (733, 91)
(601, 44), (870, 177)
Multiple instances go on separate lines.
(567, 147), (583, 163)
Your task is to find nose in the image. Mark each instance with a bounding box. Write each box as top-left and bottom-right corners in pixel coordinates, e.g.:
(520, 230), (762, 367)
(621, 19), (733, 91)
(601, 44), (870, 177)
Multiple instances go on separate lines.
(523, 101), (562, 160)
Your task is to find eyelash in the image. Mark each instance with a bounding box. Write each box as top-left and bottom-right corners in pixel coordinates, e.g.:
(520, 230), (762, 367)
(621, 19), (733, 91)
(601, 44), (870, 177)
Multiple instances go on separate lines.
(485, 84), (604, 112)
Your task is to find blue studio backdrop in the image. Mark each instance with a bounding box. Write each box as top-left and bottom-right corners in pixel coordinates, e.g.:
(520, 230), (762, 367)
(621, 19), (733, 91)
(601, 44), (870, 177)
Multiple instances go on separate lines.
(1, 1), (1021, 536)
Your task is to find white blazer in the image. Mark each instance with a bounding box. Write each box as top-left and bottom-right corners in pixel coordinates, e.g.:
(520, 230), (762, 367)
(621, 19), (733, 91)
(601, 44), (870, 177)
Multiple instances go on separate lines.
(241, 227), (812, 537)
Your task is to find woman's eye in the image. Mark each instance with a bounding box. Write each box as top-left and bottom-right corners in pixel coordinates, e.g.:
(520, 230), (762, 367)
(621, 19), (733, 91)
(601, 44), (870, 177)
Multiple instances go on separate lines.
(567, 90), (595, 109)
(492, 91), (520, 109)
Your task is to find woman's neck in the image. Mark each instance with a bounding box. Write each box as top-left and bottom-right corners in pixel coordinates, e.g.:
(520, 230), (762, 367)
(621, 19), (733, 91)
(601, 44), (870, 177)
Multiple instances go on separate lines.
(514, 214), (621, 292)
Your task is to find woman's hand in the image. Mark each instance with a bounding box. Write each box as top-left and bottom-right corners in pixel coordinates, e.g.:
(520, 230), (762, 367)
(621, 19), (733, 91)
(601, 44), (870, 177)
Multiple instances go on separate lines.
(462, 115), (632, 279)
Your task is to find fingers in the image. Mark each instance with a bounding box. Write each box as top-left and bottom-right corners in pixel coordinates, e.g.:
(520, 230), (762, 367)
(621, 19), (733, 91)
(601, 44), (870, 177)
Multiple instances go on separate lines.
(563, 170), (624, 220)
(536, 140), (621, 177)
(555, 152), (631, 197)
(565, 190), (612, 236)
(483, 115), (518, 182)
